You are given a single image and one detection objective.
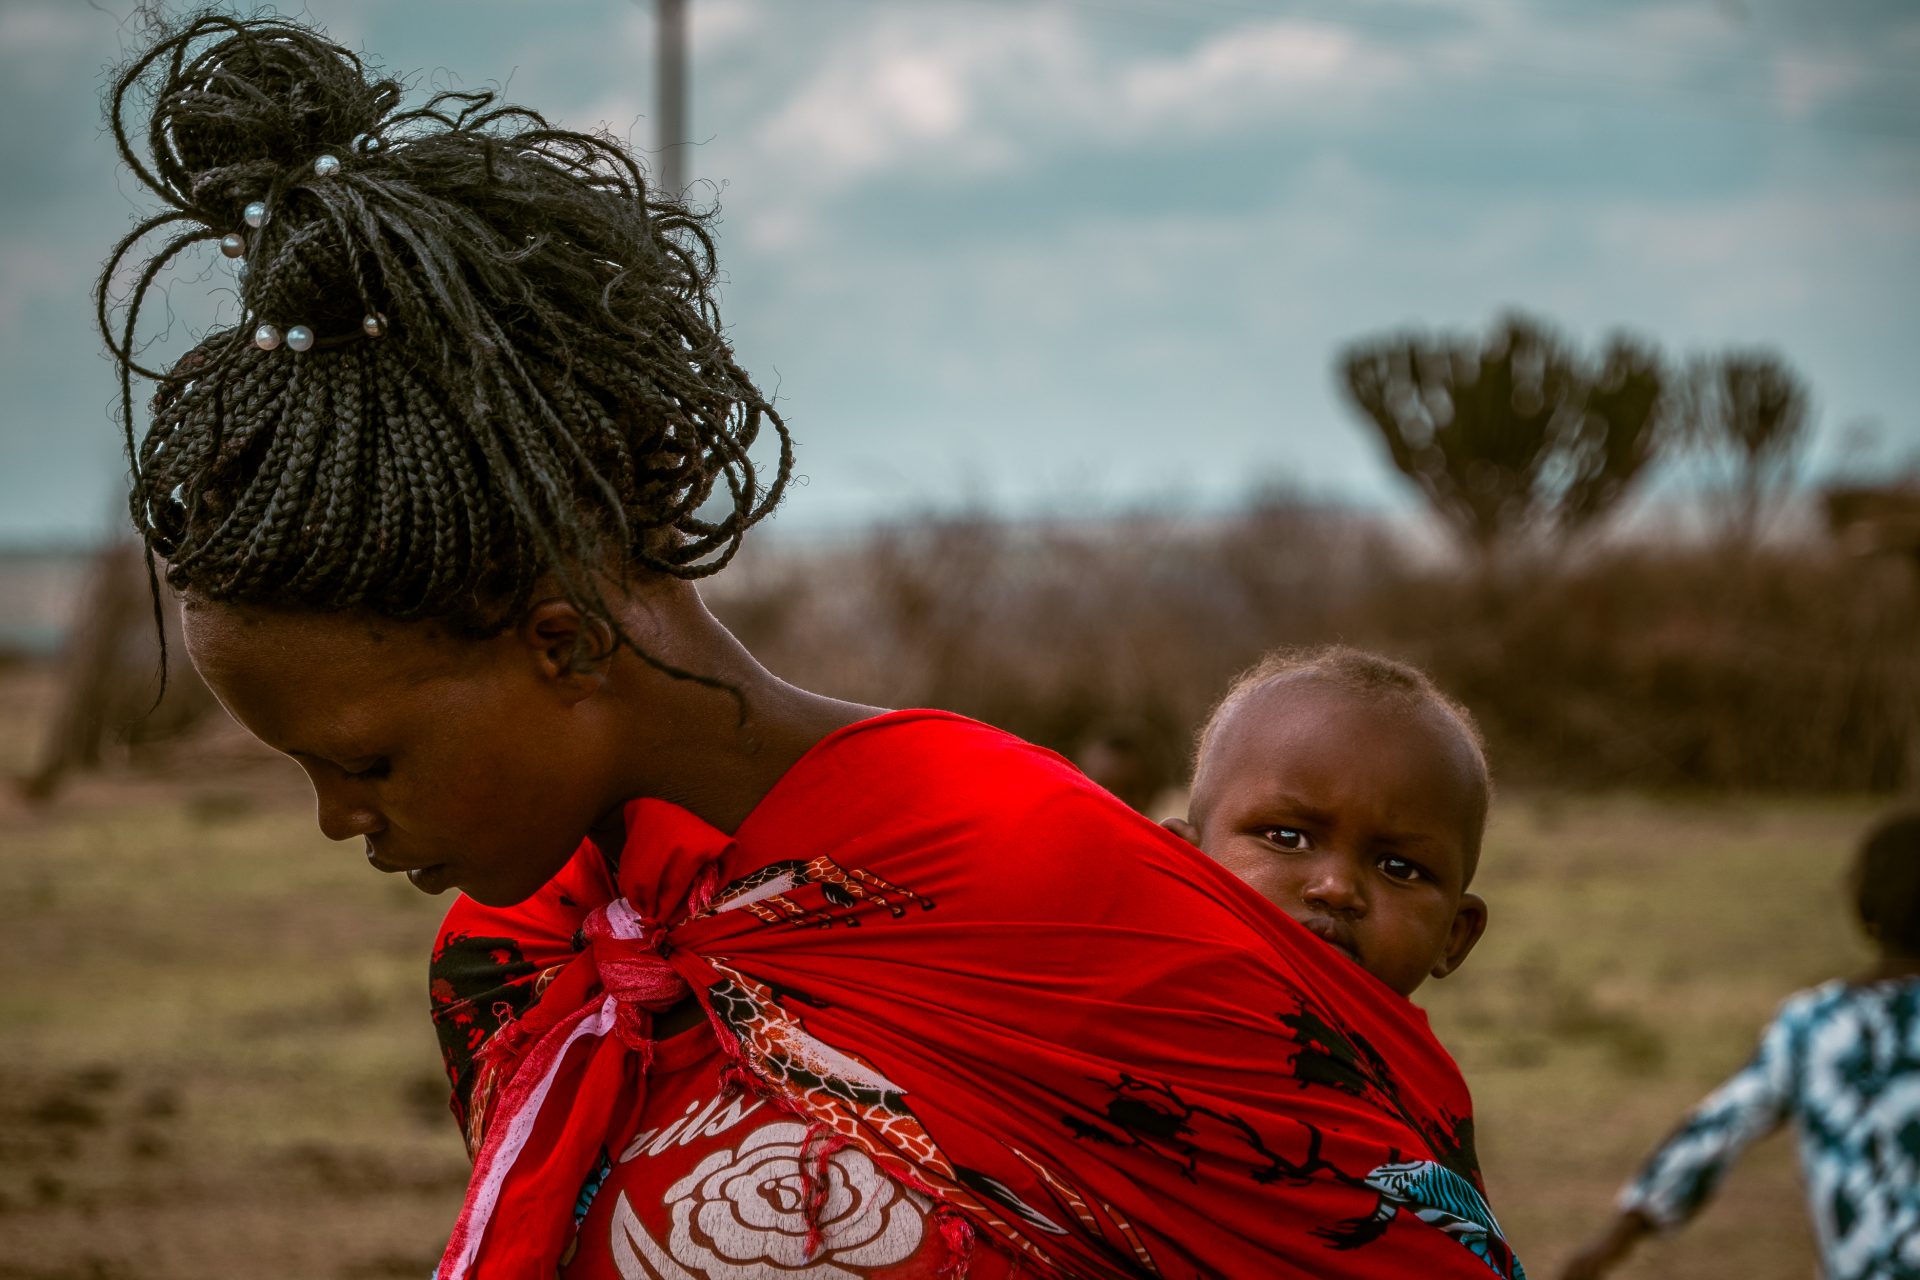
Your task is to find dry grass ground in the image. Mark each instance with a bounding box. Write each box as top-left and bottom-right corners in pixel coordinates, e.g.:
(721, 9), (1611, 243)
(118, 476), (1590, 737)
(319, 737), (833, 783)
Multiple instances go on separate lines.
(0, 669), (462, 1280)
(1424, 791), (1880, 1280)
(0, 666), (1882, 1279)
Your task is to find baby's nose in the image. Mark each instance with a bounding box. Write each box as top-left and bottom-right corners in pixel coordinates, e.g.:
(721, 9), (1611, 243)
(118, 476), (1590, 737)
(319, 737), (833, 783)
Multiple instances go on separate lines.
(1301, 858), (1366, 914)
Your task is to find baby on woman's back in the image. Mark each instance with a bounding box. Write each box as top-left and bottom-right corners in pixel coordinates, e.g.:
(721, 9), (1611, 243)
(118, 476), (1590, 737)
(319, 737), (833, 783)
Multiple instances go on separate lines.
(1166, 645), (1491, 999)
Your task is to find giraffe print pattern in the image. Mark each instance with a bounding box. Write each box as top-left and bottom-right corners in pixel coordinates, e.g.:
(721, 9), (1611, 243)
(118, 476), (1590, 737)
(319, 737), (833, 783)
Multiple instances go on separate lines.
(1010, 1148), (1163, 1277)
(707, 856), (936, 930)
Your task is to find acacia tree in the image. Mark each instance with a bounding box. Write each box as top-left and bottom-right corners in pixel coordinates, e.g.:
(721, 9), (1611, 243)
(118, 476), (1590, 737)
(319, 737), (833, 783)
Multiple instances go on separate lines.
(1680, 351), (1811, 546)
(1340, 313), (1671, 564)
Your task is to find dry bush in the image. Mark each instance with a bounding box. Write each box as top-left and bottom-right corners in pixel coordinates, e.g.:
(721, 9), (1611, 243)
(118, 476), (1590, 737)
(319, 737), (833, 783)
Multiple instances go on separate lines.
(1363, 548), (1913, 790)
(22, 543), (219, 800)
(711, 502), (1915, 793)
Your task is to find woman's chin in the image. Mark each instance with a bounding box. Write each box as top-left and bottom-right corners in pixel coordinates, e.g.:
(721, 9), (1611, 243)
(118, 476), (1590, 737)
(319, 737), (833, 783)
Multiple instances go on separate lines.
(452, 867), (559, 909)
(404, 863), (458, 896)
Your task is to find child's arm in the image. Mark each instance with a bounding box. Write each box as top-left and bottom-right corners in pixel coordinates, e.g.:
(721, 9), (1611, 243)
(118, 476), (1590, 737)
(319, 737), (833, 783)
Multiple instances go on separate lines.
(1558, 1007), (1796, 1279)
(1559, 1209), (1654, 1280)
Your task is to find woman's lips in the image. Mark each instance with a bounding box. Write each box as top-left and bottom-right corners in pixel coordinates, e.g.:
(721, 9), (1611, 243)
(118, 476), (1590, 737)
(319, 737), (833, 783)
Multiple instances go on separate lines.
(1299, 915), (1361, 964)
(364, 840), (452, 892)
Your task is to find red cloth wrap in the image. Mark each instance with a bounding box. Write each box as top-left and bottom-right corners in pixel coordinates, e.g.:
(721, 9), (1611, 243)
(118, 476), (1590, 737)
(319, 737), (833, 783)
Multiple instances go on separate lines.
(429, 711), (1518, 1279)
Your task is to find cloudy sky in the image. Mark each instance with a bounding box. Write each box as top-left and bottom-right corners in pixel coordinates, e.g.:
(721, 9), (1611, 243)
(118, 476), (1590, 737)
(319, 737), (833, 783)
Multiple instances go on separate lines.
(3, 0), (1916, 543)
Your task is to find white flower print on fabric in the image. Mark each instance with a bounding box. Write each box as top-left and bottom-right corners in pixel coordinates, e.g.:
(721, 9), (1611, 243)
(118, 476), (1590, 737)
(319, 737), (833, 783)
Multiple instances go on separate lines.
(610, 1121), (928, 1279)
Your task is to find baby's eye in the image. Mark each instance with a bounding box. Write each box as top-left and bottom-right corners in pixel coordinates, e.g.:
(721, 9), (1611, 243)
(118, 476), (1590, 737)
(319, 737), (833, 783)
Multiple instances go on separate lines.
(1258, 827), (1312, 851)
(1377, 856), (1428, 883)
(343, 757), (391, 782)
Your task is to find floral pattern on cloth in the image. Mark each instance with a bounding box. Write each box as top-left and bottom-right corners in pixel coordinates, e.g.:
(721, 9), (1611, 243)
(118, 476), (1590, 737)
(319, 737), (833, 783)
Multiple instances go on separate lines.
(559, 1015), (982, 1280)
(691, 953), (1175, 1276)
(1619, 978), (1920, 1280)
(611, 1121), (931, 1279)
(428, 710), (1525, 1279)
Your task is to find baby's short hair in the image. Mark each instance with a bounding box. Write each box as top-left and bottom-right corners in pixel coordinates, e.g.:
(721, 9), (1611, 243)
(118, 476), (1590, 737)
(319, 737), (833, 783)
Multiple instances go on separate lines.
(1193, 644), (1489, 794)
(1856, 812), (1920, 952)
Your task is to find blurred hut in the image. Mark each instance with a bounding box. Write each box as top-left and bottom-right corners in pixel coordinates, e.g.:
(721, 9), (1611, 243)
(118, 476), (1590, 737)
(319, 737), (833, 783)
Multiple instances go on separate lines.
(1824, 481), (1920, 791)
(21, 542), (216, 801)
(1826, 482), (1920, 568)
(1073, 717), (1179, 817)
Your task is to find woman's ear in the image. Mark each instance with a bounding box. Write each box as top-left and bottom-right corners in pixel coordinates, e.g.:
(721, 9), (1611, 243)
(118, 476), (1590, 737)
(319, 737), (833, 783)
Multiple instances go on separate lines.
(517, 598), (616, 695)
(1430, 892), (1489, 980)
(1161, 816), (1201, 845)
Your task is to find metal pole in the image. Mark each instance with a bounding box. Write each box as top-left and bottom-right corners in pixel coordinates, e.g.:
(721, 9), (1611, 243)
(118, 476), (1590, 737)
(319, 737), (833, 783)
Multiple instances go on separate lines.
(656, 0), (688, 195)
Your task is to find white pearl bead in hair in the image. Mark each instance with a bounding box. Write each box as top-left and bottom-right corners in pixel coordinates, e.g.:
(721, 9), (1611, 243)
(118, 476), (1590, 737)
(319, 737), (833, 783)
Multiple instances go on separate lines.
(244, 201), (269, 228)
(361, 313), (387, 338)
(253, 324), (282, 351)
(313, 154), (341, 178)
(219, 233), (246, 259)
(286, 325), (315, 353)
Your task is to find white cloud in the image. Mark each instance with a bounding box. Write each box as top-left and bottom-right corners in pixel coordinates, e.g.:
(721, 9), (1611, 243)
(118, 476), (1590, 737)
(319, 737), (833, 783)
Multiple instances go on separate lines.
(1590, 186), (1920, 323)
(717, 0), (1842, 257)
(754, 8), (1080, 190)
(1608, 1), (1741, 61)
(1772, 56), (1869, 120)
(728, 7), (1419, 250)
(755, 8), (1411, 180)
(761, 44), (983, 180)
(692, 0), (760, 54)
(0, 3), (97, 55)
(1117, 20), (1410, 133)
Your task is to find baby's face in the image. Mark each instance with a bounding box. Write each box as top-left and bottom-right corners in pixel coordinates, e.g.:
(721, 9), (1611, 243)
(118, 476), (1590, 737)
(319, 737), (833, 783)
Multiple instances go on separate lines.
(1174, 678), (1487, 997)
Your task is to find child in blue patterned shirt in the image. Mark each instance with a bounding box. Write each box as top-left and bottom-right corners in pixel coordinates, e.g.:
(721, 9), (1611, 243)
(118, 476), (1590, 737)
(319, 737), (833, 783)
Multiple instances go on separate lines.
(1561, 811), (1920, 1280)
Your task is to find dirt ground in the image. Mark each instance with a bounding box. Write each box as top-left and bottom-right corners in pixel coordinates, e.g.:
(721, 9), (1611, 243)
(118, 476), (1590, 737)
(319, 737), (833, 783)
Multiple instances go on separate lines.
(0, 664), (1879, 1278)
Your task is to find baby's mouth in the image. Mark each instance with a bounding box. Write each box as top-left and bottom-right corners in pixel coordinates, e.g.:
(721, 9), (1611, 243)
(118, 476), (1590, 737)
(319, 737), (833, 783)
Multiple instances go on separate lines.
(1299, 915), (1361, 965)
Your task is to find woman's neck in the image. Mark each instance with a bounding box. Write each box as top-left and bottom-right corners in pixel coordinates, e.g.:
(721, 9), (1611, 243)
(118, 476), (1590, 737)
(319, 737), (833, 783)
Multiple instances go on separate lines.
(598, 584), (883, 835)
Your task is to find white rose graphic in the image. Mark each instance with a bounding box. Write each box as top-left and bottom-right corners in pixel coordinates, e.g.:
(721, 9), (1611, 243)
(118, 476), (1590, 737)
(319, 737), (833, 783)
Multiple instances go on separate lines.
(615, 1120), (927, 1279)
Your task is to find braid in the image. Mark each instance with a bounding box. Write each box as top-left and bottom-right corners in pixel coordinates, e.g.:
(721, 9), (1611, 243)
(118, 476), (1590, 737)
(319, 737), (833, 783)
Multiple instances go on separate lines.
(100, 10), (791, 678)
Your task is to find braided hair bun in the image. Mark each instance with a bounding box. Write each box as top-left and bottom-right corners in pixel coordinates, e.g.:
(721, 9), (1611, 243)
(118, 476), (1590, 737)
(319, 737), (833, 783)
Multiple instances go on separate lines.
(100, 10), (790, 640)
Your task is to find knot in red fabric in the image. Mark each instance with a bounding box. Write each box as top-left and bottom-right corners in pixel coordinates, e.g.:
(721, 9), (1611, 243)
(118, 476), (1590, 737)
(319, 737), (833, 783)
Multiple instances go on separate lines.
(580, 899), (690, 1049)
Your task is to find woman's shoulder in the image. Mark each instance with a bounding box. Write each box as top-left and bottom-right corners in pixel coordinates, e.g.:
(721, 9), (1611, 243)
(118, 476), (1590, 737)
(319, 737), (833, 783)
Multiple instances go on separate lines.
(733, 707), (1291, 948)
(745, 708), (1143, 843)
(783, 708), (1076, 788)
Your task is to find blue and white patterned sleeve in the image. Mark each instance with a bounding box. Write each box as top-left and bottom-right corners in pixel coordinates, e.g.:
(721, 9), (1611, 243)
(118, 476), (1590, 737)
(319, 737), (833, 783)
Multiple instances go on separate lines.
(1616, 1004), (1798, 1229)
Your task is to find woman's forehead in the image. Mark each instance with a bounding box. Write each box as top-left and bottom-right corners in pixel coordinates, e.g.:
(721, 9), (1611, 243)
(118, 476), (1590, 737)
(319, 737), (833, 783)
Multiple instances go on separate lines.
(184, 601), (465, 692)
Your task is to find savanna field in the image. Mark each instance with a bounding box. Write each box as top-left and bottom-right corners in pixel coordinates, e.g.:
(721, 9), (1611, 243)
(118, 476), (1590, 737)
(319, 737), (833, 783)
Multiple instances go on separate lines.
(5, 2), (1915, 1276)
(0, 660), (1879, 1280)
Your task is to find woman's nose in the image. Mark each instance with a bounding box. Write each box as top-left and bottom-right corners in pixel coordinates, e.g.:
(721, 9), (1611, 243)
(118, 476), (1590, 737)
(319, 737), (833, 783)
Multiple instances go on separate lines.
(1301, 856), (1366, 914)
(313, 781), (384, 842)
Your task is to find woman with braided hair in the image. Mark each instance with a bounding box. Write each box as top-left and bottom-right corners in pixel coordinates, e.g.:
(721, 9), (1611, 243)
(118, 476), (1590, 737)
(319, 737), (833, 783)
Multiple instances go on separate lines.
(101, 12), (1523, 1279)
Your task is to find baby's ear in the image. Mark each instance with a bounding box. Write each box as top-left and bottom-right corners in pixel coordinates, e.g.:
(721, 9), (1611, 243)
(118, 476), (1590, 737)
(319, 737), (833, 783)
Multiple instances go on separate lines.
(1161, 817), (1200, 845)
(1430, 892), (1488, 980)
